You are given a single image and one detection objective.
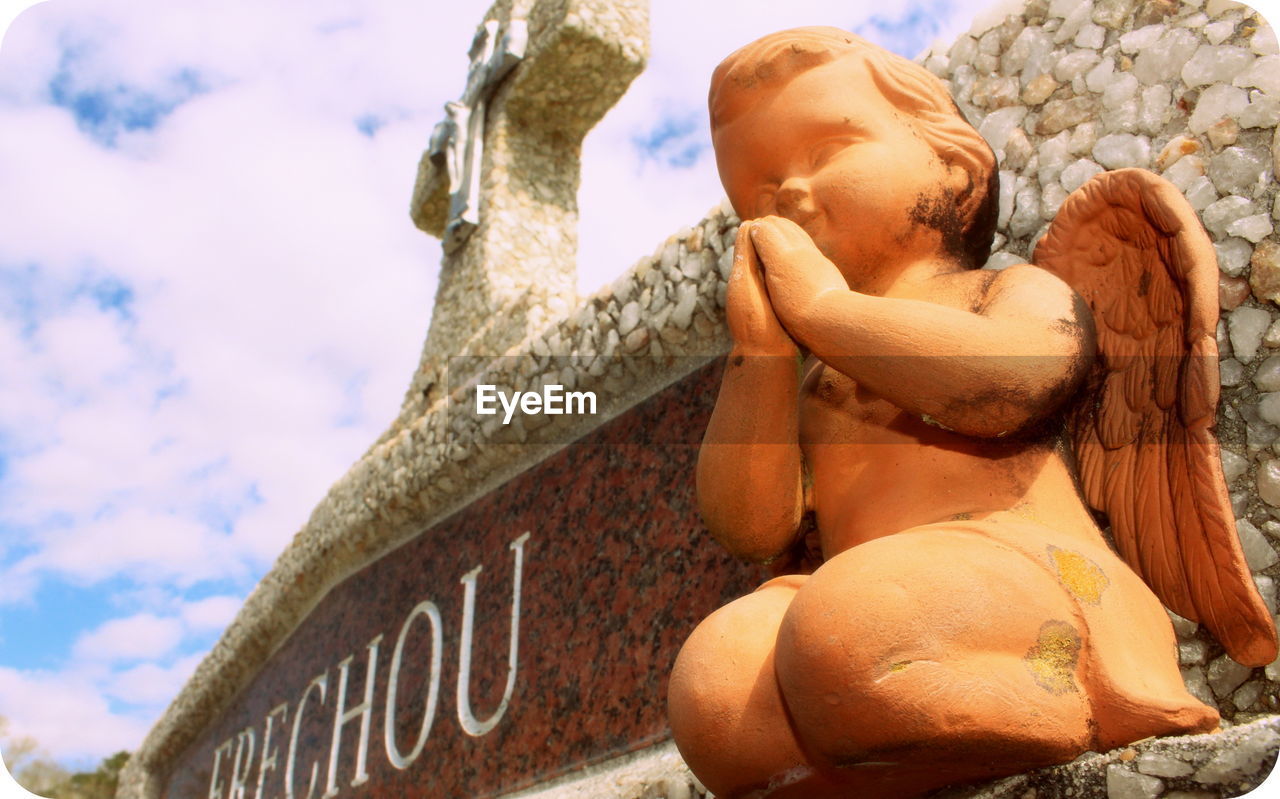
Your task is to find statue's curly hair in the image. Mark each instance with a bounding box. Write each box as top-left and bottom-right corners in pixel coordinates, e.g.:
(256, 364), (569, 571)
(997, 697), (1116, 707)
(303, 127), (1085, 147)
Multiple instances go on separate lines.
(710, 27), (999, 269)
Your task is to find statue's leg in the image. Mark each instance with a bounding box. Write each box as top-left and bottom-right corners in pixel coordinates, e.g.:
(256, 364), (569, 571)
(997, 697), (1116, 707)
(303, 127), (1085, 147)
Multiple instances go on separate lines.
(774, 527), (1096, 796)
(1046, 534), (1219, 747)
(668, 574), (849, 799)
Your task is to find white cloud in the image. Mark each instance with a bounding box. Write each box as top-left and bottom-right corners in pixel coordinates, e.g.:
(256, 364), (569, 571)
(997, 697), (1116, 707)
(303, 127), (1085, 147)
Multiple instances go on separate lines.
(104, 652), (202, 707)
(13, 512), (246, 591)
(72, 613), (183, 663)
(0, 666), (149, 763)
(178, 595), (240, 633)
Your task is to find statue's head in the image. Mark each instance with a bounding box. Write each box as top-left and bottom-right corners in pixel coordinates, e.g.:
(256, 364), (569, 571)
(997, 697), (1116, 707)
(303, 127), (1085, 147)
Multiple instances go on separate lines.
(709, 27), (998, 270)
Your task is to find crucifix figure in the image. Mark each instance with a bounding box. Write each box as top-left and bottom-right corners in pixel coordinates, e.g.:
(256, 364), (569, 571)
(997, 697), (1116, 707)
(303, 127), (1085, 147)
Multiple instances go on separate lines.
(430, 16), (528, 255)
(394, 0), (649, 433)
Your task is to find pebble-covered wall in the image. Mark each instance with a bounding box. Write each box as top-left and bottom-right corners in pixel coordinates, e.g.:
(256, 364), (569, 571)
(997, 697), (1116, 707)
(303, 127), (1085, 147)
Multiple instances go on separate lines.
(917, 0), (1280, 723)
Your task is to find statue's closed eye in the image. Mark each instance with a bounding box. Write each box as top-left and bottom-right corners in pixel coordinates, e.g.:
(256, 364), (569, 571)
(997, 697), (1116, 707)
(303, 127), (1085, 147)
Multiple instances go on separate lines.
(809, 137), (853, 169)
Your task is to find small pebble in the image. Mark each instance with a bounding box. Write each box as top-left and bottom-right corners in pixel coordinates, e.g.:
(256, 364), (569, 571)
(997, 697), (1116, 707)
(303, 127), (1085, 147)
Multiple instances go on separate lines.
(1257, 459), (1280, 506)
(1185, 176), (1218, 211)
(1180, 638), (1209, 665)
(1228, 306), (1271, 361)
(1232, 679), (1263, 711)
(1168, 610), (1199, 637)
(1135, 752), (1194, 778)
(1250, 241), (1280, 304)
(1206, 117), (1240, 148)
(1220, 358), (1245, 386)
(1207, 651), (1253, 697)
(1239, 517), (1280, 569)
(1105, 763), (1163, 799)
(1215, 237), (1252, 277)
(1220, 274), (1251, 309)
(1156, 135), (1201, 170)
(1259, 392), (1280, 427)
(1227, 213), (1273, 243)
(1221, 448), (1248, 482)
(1253, 574), (1275, 615)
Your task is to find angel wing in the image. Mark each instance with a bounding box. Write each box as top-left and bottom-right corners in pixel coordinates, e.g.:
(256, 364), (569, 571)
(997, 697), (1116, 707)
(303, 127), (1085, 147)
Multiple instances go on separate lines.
(1033, 168), (1278, 667)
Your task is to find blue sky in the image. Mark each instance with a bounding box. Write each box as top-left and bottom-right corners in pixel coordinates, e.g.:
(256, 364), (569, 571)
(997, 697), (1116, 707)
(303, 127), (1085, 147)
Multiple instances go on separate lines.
(0, 0), (1229, 774)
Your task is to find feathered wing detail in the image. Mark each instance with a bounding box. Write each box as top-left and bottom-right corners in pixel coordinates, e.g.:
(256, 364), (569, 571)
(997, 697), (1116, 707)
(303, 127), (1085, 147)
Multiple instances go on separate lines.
(1034, 168), (1278, 667)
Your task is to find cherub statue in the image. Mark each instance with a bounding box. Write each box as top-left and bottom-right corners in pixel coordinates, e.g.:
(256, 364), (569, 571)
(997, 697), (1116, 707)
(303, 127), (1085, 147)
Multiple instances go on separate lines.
(667, 27), (1279, 799)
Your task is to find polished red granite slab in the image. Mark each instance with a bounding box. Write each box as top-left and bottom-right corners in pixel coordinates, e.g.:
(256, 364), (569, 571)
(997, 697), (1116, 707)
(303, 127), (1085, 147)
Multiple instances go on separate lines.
(164, 359), (768, 799)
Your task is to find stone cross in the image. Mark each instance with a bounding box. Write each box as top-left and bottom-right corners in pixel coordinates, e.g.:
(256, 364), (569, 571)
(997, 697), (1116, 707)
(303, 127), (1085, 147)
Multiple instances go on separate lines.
(401, 0), (648, 428)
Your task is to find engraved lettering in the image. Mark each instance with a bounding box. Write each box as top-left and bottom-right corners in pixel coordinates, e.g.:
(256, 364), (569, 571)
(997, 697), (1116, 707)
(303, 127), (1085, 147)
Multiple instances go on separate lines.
(456, 532), (530, 736)
(209, 738), (234, 799)
(385, 600), (444, 770)
(323, 634), (383, 796)
(228, 727), (257, 799)
(285, 673), (327, 799)
(255, 703), (289, 799)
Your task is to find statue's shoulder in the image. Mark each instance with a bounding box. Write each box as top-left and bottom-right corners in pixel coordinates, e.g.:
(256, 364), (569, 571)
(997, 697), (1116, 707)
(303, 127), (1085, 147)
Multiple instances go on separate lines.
(983, 262), (1077, 303)
(933, 262), (1082, 323)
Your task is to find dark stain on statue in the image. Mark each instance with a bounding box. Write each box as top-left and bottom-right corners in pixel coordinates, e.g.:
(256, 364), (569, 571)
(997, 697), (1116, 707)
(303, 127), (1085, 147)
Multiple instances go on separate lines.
(908, 184), (967, 265)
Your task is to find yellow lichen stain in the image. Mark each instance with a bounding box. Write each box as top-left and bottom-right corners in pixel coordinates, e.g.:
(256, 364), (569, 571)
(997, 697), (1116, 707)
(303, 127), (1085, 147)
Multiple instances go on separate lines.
(1024, 620), (1081, 695)
(889, 660), (912, 672)
(1048, 546), (1109, 605)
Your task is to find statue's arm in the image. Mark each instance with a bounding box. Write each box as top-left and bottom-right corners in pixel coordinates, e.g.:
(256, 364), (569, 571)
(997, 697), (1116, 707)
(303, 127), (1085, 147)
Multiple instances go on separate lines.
(750, 217), (1094, 438)
(697, 224), (805, 563)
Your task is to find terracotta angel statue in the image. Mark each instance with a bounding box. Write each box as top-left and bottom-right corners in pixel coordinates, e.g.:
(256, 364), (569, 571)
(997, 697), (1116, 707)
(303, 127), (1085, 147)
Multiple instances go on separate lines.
(667, 27), (1278, 799)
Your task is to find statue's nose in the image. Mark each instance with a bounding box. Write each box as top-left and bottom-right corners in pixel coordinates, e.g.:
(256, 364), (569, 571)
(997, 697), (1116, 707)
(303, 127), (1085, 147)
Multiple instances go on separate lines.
(775, 180), (817, 227)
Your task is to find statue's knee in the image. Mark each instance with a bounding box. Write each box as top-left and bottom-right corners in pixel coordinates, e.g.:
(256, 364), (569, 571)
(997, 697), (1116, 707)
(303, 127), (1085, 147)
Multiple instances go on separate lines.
(669, 582), (809, 798)
(670, 577), (799, 721)
(775, 546), (926, 687)
(773, 575), (888, 761)
(772, 541), (984, 764)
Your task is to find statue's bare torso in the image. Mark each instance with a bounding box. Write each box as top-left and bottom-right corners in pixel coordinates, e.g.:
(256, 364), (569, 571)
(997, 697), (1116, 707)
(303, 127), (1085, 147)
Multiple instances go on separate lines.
(795, 267), (1100, 557)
